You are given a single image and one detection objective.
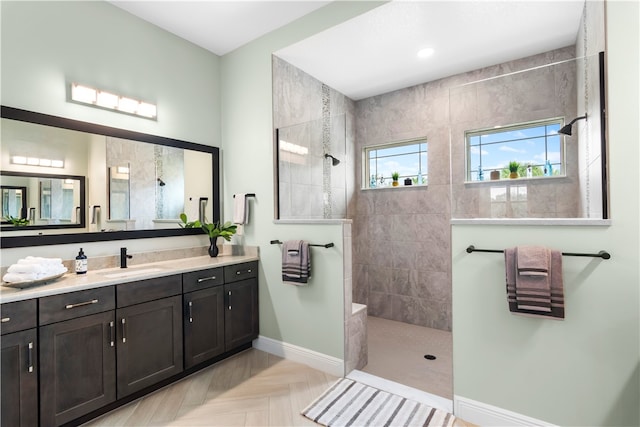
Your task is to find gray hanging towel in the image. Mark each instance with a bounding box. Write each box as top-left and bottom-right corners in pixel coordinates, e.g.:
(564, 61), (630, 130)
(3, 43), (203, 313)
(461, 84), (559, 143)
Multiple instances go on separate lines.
(282, 240), (311, 285)
(505, 246), (565, 319)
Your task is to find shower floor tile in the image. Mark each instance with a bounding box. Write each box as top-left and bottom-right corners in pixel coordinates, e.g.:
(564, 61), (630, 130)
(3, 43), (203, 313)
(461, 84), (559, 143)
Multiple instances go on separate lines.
(362, 316), (452, 399)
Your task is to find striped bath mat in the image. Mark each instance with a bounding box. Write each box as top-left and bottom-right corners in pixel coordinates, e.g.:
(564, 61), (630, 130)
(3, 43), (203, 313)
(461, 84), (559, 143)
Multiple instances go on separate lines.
(302, 378), (457, 427)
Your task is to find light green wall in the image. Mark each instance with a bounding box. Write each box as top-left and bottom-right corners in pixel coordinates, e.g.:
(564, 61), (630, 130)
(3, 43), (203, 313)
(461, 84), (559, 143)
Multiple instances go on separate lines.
(0, 1), (221, 262)
(1, 1), (220, 147)
(220, 2), (383, 359)
(451, 2), (639, 425)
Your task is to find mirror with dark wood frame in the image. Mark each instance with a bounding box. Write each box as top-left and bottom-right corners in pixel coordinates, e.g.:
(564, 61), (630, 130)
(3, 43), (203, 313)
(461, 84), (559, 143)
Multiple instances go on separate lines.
(0, 106), (220, 248)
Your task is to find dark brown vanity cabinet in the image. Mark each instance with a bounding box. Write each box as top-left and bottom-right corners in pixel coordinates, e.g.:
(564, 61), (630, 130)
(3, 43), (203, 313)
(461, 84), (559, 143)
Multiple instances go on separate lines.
(38, 287), (116, 427)
(2, 259), (258, 426)
(223, 262), (259, 351)
(116, 275), (183, 398)
(1, 299), (38, 427)
(183, 268), (225, 368)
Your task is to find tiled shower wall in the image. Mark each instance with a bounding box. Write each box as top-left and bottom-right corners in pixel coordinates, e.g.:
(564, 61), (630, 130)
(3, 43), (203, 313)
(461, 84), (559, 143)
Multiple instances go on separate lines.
(353, 46), (578, 331)
(272, 56), (356, 219)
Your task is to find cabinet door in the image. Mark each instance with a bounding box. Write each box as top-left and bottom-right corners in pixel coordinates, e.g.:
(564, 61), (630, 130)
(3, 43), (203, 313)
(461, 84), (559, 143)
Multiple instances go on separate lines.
(116, 295), (183, 398)
(224, 278), (259, 351)
(184, 287), (225, 369)
(40, 311), (116, 427)
(1, 329), (38, 427)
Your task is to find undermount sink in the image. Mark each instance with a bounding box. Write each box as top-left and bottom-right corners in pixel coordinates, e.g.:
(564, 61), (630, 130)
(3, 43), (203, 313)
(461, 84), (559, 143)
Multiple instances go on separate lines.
(99, 267), (166, 279)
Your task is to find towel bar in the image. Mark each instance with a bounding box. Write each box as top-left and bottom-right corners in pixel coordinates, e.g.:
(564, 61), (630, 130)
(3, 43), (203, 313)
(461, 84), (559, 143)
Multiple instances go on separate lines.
(233, 193), (256, 198)
(466, 245), (611, 259)
(270, 239), (334, 248)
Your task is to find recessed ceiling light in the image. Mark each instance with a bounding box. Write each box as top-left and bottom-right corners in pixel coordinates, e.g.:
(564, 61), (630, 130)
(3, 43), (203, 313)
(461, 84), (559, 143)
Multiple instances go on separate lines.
(417, 47), (435, 59)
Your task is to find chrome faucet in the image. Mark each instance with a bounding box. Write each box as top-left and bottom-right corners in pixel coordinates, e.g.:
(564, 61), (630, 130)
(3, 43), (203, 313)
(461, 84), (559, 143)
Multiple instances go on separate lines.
(120, 247), (133, 268)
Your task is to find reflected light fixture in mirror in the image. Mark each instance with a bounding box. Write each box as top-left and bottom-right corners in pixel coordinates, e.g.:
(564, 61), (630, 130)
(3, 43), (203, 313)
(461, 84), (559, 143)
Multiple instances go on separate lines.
(11, 156), (64, 168)
(70, 83), (157, 119)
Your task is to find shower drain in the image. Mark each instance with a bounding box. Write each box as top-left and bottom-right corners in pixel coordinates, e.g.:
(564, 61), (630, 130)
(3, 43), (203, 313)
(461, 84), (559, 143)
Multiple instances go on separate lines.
(424, 354), (437, 360)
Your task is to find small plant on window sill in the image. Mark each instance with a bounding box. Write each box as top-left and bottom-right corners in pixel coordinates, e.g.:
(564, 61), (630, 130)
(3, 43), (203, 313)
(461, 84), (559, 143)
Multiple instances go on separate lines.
(507, 161), (520, 179)
(391, 171), (400, 187)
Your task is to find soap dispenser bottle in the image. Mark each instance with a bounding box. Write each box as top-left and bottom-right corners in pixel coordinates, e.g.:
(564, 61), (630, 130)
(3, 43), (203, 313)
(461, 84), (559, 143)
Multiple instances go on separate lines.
(75, 248), (88, 274)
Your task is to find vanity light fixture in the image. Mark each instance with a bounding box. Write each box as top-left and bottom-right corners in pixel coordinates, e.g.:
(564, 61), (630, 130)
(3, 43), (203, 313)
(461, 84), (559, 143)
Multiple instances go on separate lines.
(11, 156), (64, 168)
(70, 83), (157, 120)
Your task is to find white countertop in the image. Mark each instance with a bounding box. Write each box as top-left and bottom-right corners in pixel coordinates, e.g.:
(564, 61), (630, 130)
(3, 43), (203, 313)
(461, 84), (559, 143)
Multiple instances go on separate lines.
(0, 254), (259, 303)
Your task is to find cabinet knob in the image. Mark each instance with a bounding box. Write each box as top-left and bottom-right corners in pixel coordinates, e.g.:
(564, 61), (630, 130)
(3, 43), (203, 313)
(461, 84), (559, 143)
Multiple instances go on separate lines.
(228, 306), (232, 310)
(1, 317), (10, 323)
(228, 291), (232, 296)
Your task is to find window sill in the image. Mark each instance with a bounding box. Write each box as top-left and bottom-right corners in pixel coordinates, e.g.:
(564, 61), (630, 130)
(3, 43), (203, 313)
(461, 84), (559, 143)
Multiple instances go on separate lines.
(463, 175), (567, 185)
(361, 184), (428, 191)
(451, 218), (611, 226)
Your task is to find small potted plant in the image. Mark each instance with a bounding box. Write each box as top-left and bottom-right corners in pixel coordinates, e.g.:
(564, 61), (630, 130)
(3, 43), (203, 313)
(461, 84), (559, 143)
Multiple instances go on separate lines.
(392, 171), (400, 187)
(4, 215), (29, 226)
(179, 213), (237, 257)
(508, 161), (520, 179)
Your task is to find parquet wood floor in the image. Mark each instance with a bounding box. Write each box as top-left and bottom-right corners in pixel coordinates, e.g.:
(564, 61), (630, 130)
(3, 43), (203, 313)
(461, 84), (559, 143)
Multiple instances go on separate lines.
(84, 348), (473, 426)
(84, 349), (334, 427)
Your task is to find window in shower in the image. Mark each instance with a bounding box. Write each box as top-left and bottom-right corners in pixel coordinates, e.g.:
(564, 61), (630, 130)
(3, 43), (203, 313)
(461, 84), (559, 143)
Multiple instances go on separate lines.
(363, 139), (427, 188)
(465, 118), (565, 182)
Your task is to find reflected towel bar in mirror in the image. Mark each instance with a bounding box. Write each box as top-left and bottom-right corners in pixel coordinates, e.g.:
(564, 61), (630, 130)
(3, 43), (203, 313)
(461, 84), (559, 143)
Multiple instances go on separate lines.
(270, 239), (334, 248)
(233, 193), (256, 198)
(466, 245), (611, 259)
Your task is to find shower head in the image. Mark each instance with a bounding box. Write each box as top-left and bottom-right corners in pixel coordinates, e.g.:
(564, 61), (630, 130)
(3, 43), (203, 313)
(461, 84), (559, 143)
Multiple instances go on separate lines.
(324, 153), (341, 166)
(558, 114), (587, 136)
(157, 178), (166, 186)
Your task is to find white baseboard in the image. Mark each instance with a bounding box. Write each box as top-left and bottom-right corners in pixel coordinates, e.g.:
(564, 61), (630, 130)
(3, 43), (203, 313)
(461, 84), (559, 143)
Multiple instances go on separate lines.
(347, 370), (453, 413)
(454, 395), (558, 427)
(252, 335), (344, 377)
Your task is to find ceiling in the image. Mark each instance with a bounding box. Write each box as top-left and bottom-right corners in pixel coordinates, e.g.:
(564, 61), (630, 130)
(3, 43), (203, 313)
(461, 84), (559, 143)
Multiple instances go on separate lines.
(110, 1), (585, 100)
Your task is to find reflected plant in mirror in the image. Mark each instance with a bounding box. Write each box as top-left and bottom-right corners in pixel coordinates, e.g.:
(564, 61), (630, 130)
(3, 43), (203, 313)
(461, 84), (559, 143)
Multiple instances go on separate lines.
(0, 171), (85, 231)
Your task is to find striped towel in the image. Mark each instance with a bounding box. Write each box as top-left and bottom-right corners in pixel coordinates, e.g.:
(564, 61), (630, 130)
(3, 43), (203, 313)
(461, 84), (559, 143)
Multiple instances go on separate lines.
(281, 240), (311, 285)
(515, 246), (551, 312)
(505, 247), (565, 319)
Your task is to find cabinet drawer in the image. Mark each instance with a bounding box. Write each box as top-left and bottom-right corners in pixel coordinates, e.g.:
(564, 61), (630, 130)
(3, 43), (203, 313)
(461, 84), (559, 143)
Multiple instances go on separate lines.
(39, 287), (115, 326)
(183, 267), (223, 293)
(1, 299), (37, 335)
(224, 261), (258, 283)
(117, 274), (182, 308)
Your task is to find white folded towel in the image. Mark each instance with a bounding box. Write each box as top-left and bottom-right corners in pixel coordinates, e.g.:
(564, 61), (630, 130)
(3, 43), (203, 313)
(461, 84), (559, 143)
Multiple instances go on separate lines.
(3, 256), (67, 283)
(3, 265), (67, 283)
(8, 264), (48, 274)
(233, 193), (248, 225)
(18, 256), (63, 265)
(3, 272), (39, 282)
